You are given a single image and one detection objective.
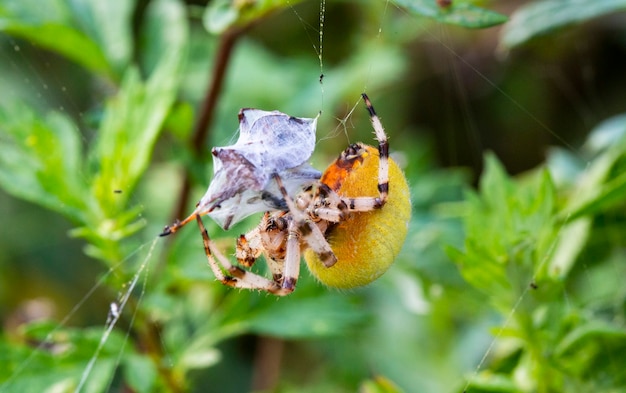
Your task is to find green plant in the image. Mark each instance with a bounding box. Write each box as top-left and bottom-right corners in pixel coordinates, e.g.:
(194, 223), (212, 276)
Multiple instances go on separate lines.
(1, 1), (626, 392)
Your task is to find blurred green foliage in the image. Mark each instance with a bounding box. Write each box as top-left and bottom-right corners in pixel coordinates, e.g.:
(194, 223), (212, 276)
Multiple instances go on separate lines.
(1, 0), (626, 392)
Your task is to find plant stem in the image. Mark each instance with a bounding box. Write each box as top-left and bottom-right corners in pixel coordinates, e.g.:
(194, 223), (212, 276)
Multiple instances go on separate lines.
(251, 336), (285, 391)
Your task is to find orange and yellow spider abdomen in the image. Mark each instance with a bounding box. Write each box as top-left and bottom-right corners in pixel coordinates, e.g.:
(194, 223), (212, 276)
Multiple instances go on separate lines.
(304, 145), (411, 288)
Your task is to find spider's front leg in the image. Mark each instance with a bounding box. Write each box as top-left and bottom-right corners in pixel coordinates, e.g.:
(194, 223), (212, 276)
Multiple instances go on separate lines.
(362, 92), (389, 206)
(196, 215), (295, 295)
(316, 94), (393, 216)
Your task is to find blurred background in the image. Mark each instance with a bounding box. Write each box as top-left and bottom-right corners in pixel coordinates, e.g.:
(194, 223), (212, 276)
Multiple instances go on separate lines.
(1, 0), (626, 392)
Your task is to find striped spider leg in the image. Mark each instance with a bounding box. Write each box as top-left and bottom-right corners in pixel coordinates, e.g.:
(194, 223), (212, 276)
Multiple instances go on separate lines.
(308, 93), (390, 216)
(195, 211), (300, 296)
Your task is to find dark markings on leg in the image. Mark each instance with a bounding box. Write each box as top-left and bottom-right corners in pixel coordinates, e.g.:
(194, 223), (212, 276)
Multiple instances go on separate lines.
(362, 93), (390, 206)
(223, 276), (239, 285)
(337, 200), (348, 216)
(220, 214), (232, 230)
(228, 265), (248, 279)
(282, 276), (297, 291)
(362, 93), (377, 117)
(197, 215), (243, 286)
(260, 191), (287, 210)
(378, 140), (389, 159)
(318, 183), (332, 197)
(160, 219), (182, 236)
(273, 173), (290, 198)
(266, 215), (288, 231)
(378, 181), (389, 195)
(299, 222), (313, 237)
(198, 220), (213, 256)
(236, 235), (256, 267)
(319, 251), (336, 267)
(319, 186), (344, 219)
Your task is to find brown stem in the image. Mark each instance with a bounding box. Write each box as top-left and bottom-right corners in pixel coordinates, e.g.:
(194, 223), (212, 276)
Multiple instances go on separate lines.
(251, 336), (285, 391)
(171, 27), (244, 224)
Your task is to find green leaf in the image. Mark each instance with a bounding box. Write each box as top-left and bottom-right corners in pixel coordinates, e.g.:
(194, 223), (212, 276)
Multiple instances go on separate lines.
(559, 114), (626, 221)
(544, 218), (591, 280)
(462, 372), (517, 392)
(0, 0), (112, 77)
(479, 153), (514, 220)
(90, 64), (182, 218)
(450, 154), (558, 309)
(179, 345), (221, 371)
(86, 14), (186, 246)
(123, 353), (158, 393)
(0, 322), (128, 393)
(0, 106), (87, 222)
(0, 0), (186, 265)
(392, 0), (508, 29)
(202, 0), (238, 34)
(203, 0), (306, 34)
(553, 319), (626, 386)
(0, 0), (68, 24)
(139, 0), (188, 76)
(501, 0), (626, 49)
(66, 0), (135, 76)
(90, 0), (186, 202)
(359, 375), (405, 393)
(163, 102), (195, 142)
(583, 113), (626, 154)
(564, 171), (626, 221)
(242, 294), (368, 338)
(555, 320), (626, 357)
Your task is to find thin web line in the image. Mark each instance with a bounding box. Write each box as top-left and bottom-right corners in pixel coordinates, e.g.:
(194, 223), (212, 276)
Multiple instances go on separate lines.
(76, 237), (158, 393)
(0, 239), (158, 392)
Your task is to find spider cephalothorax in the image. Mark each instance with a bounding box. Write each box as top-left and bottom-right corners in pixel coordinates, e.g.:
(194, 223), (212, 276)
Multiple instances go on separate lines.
(161, 94), (411, 295)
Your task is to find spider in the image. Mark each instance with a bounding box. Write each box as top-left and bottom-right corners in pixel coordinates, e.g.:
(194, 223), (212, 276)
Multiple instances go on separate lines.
(161, 94), (411, 295)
